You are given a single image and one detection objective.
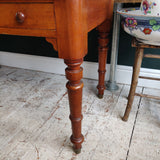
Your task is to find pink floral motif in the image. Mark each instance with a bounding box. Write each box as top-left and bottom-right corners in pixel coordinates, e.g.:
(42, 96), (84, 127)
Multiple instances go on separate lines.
(125, 18), (137, 28)
(142, 0), (156, 14)
(142, 0), (150, 14)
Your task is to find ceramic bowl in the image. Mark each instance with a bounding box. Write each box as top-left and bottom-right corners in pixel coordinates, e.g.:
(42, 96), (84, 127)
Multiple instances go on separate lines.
(140, 0), (160, 16)
(117, 7), (160, 46)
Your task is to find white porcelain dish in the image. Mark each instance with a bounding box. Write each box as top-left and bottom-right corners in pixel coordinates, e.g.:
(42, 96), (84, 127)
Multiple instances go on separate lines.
(140, 0), (159, 16)
(117, 8), (160, 46)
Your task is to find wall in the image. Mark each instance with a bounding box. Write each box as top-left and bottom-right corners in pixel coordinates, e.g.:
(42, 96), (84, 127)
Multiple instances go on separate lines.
(0, 27), (160, 70)
(0, 30), (101, 63)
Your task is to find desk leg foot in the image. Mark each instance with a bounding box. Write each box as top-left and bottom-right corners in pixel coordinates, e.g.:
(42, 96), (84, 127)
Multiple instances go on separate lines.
(73, 147), (81, 154)
(64, 59), (84, 153)
(98, 94), (103, 99)
(97, 20), (111, 98)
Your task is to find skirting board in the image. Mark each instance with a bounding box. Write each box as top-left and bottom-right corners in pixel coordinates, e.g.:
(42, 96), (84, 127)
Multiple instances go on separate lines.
(0, 51), (160, 89)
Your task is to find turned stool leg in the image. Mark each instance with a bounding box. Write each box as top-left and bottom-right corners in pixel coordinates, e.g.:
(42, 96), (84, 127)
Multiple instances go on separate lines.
(122, 47), (144, 121)
(64, 59), (84, 154)
(97, 20), (111, 98)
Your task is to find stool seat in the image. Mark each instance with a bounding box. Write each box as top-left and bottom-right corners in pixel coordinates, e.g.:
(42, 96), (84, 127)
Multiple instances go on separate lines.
(122, 38), (160, 122)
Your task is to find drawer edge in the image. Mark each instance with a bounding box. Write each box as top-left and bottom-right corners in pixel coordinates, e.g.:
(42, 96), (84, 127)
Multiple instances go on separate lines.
(0, 28), (57, 38)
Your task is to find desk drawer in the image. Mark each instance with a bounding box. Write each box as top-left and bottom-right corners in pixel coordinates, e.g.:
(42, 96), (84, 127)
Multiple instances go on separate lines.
(0, 3), (56, 30)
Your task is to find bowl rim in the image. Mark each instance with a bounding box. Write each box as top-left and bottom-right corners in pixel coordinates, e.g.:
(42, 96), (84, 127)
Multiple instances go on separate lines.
(117, 7), (160, 18)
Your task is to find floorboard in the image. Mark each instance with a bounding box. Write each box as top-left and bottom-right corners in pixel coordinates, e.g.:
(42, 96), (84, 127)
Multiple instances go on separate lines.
(0, 66), (160, 160)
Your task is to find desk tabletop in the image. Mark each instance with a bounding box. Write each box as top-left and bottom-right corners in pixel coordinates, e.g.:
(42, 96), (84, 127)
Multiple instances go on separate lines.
(0, 0), (141, 3)
(115, 0), (141, 3)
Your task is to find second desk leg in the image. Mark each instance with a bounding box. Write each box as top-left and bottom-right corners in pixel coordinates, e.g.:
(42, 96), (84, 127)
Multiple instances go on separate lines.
(97, 20), (111, 98)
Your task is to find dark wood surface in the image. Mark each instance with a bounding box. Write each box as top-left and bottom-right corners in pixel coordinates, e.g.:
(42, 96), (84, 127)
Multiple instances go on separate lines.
(97, 20), (112, 98)
(0, 0), (114, 153)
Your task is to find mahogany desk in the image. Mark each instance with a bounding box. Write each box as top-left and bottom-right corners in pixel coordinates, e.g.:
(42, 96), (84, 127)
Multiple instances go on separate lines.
(0, 0), (114, 153)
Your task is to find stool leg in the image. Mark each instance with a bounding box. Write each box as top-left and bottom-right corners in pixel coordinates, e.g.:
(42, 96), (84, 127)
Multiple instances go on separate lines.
(122, 47), (144, 121)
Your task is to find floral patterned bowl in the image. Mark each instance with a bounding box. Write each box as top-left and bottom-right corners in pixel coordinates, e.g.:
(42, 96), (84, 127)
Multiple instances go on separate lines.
(140, 0), (159, 15)
(117, 8), (160, 46)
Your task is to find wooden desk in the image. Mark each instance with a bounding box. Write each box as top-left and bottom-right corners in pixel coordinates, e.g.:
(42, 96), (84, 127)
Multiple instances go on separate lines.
(0, 0), (114, 153)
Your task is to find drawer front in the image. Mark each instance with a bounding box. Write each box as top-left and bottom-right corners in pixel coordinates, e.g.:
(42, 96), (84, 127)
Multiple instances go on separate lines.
(0, 3), (56, 30)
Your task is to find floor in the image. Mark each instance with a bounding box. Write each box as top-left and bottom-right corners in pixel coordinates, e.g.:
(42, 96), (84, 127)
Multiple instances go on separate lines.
(0, 66), (160, 160)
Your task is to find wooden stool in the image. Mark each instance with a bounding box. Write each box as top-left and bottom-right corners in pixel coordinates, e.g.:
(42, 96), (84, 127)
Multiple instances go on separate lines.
(122, 38), (160, 122)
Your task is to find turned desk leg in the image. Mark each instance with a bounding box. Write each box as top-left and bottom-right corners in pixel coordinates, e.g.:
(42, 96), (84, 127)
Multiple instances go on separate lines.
(64, 59), (84, 154)
(97, 21), (111, 98)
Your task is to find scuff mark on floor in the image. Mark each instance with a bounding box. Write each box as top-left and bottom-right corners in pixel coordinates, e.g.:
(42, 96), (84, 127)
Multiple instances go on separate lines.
(35, 146), (40, 160)
(40, 91), (67, 128)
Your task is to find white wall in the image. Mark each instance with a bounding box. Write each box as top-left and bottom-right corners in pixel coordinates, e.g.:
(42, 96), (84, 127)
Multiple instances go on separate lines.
(0, 51), (160, 89)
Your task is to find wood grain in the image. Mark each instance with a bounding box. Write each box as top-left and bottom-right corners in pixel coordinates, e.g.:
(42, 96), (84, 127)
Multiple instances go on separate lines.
(64, 59), (84, 153)
(123, 47), (144, 121)
(87, 0), (114, 31)
(97, 20), (112, 98)
(115, 0), (141, 3)
(0, 0), (53, 2)
(0, 3), (56, 30)
(0, 28), (56, 37)
(135, 93), (160, 100)
(54, 0), (88, 60)
(45, 38), (58, 51)
(0, 0), (114, 153)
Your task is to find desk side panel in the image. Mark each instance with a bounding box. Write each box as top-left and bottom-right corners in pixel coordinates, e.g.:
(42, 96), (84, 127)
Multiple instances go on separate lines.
(87, 0), (114, 31)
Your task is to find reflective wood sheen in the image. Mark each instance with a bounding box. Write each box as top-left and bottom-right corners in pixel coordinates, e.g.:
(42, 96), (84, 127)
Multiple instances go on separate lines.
(87, 0), (114, 31)
(15, 11), (25, 23)
(115, 0), (141, 3)
(0, 3), (56, 30)
(0, 0), (54, 2)
(0, 0), (114, 153)
(97, 20), (112, 98)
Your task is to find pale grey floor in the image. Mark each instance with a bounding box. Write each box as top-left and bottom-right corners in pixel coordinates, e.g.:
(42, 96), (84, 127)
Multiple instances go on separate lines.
(0, 66), (160, 160)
